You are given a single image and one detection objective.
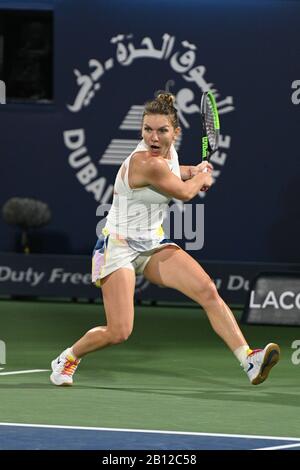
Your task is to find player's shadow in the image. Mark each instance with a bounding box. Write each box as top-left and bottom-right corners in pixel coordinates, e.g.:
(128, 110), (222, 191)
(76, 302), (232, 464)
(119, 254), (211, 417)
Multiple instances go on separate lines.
(75, 385), (300, 408)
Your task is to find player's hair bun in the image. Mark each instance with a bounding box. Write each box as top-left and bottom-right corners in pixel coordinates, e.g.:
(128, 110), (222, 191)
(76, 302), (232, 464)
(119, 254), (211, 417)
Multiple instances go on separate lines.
(143, 90), (179, 128)
(156, 92), (176, 108)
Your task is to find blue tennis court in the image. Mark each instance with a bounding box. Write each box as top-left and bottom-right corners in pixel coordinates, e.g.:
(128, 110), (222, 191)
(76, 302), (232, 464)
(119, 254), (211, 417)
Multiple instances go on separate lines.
(1, 423), (300, 450)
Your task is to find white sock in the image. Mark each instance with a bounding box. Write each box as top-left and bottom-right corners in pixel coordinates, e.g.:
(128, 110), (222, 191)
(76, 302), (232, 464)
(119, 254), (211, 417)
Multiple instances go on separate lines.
(68, 347), (79, 361)
(63, 347), (74, 359)
(234, 345), (252, 369)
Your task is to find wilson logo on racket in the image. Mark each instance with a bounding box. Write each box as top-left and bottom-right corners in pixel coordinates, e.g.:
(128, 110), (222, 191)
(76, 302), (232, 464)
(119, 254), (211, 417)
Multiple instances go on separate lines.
(202, 136), (208, 159)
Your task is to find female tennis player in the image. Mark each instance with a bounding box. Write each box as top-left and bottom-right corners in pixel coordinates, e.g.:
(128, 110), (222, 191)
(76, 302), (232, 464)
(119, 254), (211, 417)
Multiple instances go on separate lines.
(50, 92), (280, 387)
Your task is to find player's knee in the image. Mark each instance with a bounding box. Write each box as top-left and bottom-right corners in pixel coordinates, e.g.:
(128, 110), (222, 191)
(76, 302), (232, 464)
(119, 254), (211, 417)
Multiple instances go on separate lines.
(197, 280), (220, 307)
(109, 327), (132, 345)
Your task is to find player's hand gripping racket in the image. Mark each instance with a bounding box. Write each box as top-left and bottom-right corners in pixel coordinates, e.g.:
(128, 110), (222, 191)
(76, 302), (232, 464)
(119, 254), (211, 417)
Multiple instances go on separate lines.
(201, 91), (220, 172)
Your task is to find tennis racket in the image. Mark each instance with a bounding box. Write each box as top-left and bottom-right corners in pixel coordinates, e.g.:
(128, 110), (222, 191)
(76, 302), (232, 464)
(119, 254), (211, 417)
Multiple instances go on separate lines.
(200, 91), (220, 171)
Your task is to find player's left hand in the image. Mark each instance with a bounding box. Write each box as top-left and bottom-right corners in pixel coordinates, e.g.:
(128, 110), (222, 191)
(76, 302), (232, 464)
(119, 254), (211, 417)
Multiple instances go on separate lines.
(190, 161), (213, 177)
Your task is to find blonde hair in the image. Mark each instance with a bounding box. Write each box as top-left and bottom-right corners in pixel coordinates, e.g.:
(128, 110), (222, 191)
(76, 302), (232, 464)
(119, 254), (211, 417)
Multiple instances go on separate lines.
(143, 91), (179, 129)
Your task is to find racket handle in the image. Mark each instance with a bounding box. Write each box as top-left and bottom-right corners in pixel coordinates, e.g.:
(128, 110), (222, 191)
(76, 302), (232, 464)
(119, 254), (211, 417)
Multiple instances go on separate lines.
(202, 155), (208, 173)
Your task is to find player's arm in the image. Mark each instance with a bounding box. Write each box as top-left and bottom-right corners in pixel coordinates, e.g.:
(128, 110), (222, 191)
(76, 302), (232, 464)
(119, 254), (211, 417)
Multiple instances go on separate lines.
(143, 158), (213, 201)
(179, 165), (193, 181)
(180, 162), (213, 180)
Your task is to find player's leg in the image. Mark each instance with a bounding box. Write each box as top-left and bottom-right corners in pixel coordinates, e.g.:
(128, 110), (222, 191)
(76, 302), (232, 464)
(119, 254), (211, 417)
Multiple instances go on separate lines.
(144, 246), (247, 351)
(72, 267), (136, 357)
(143, 246), (280, 384)
(50, 268), (135, 386)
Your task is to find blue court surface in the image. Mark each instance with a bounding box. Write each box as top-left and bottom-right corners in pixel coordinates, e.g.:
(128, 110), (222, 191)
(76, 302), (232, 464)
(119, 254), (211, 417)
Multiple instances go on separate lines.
(1, 423), (300, 450)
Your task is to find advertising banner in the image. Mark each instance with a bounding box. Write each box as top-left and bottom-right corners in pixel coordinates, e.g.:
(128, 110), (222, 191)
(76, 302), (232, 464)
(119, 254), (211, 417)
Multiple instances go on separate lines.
(242, 273), (300, 326)
(1, 252), (300, 307)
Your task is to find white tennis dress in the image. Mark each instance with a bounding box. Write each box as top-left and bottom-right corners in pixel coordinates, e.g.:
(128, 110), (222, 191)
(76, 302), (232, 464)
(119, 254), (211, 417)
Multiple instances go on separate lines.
(92, 140), (181, 286)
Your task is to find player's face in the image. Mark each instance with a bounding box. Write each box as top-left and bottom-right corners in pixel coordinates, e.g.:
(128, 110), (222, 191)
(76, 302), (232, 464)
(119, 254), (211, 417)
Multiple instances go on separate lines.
(142, 114), (180, 158)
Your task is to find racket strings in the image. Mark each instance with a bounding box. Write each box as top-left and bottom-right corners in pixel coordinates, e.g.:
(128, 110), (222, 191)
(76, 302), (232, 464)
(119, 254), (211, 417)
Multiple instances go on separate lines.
(206, 100), (217, 149)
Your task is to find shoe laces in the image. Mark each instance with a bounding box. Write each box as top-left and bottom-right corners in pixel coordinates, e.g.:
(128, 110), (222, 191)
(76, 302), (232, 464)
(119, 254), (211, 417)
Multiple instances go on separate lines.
(62, 356), (80, 376)
(248, 348), (262, 357)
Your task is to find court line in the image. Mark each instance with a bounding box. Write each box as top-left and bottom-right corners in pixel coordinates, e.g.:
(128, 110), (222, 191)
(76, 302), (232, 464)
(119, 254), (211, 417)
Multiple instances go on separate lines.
(0, 422), (300, 442)
(255, 442), (300, 450)
(0, 369), (50, 376)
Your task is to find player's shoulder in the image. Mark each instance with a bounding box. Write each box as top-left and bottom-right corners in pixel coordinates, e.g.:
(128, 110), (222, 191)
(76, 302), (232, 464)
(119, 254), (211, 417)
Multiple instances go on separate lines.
(131, 152), (168, 172)
(131, 151), (149, 163)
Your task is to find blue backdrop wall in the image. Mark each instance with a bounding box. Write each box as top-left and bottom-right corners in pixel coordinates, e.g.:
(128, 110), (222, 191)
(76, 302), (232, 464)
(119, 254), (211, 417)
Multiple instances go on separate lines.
(0, 0), (299, 263)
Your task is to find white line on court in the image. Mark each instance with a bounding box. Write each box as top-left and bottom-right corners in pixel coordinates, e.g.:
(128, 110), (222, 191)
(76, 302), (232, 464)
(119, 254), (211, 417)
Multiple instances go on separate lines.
(255, 442), (300, 451)
(0, 422), (300, 443)
(0, 369), (50, 376)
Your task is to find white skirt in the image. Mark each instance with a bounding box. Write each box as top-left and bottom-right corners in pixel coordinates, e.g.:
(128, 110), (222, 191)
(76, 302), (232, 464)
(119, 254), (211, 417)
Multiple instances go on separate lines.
(92, 230), (179, 287)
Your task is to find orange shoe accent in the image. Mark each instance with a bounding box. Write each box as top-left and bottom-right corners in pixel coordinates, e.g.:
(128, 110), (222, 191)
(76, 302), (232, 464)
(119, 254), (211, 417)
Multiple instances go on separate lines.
(63, 357), (80, 376)
(248, 348), (262, 356)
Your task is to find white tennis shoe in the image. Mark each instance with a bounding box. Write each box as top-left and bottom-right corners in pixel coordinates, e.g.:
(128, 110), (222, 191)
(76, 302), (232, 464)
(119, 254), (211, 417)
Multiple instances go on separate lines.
(50, 348), (81, 386)
(245, 343), (280, 385)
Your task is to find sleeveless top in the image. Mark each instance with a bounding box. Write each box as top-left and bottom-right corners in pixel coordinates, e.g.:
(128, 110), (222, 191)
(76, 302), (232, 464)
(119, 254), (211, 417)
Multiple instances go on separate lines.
(104, 140), (181, 250)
